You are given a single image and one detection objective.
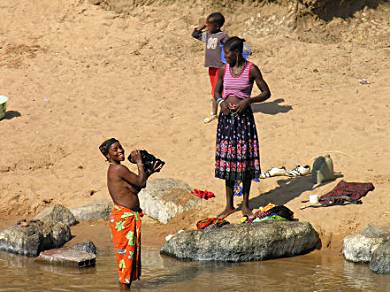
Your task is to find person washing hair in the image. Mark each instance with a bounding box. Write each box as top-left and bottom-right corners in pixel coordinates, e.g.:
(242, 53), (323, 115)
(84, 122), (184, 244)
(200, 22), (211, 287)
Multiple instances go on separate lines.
(214, 36), (271, 218)
(99, 138), (163, 289)
(192, 12), (229, 123)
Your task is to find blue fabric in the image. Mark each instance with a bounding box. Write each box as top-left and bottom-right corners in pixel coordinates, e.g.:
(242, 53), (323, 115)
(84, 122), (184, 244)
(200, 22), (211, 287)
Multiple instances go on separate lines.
(220, 43), (252, 64)
(233, 178), (260, 197)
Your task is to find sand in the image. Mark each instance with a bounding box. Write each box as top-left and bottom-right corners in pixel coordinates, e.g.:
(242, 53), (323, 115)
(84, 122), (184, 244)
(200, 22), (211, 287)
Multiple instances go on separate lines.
(1, 0), (390, 249)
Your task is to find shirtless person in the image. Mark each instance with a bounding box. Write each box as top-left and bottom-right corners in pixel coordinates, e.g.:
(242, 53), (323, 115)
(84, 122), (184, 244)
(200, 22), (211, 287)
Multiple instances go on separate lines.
(99, 138), (162, 288)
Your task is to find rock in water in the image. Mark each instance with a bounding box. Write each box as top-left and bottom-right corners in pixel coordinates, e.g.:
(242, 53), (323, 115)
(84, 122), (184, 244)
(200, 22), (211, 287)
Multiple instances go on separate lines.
(34, 204), (77, 226)
(343, 225), (389, 263)
(36, 248), (96, 268)
(160, 221), (320, 262)
(369, 241), (390, 274)
(139, 178), (200, 224)
(0, 221), (71, 256)
(72, 240), (97, 255)
(70, 202), (112, 221)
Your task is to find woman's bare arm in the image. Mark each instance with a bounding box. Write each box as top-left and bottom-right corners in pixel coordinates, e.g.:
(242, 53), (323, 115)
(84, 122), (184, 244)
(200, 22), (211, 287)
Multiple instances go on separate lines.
(249, 64), (271, 104)
(118, 164), (147, 189)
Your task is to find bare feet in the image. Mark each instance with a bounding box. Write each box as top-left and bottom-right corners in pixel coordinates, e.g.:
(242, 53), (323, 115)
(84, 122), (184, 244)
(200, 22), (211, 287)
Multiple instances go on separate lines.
(241, 206), (253, 217)
(217, 207), (236, 219)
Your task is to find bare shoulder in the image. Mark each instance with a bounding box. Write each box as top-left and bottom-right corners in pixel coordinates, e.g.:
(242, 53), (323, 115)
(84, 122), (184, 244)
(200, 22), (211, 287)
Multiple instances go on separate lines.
(250, 63), (263, 78)
(108, 164), (130, 177)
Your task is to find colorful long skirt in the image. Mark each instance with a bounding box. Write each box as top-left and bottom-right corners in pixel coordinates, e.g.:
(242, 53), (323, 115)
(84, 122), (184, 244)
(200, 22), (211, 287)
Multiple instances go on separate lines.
(215, 108), (261, 181)
(109, 205), (142, 285)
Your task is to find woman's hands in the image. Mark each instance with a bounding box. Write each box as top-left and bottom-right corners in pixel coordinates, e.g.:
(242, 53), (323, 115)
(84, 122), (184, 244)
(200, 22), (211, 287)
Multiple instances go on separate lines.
(131, 150), (143, 165)
(220, 101), (230, 115)
(236, 99), (251, 113)
(221, 99), (251, 115)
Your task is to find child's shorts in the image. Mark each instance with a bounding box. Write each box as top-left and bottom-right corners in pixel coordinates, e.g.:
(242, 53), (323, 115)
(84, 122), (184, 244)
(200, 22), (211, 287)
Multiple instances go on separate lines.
(208, 67), (219, 97)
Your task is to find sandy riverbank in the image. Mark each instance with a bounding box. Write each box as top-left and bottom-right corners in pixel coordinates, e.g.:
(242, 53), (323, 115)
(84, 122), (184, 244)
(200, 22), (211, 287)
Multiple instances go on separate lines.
(1, 0), (390, 249)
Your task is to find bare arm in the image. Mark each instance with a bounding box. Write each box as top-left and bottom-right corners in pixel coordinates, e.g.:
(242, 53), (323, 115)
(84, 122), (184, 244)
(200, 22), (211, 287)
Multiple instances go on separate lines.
(192, 25), (206, 40)
(249, 64), (271, 104)
(119, 163), (147, 189)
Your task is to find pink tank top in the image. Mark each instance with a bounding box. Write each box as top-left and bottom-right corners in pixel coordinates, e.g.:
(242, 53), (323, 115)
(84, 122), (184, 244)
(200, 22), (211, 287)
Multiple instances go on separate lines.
(223, 62), (253, 100)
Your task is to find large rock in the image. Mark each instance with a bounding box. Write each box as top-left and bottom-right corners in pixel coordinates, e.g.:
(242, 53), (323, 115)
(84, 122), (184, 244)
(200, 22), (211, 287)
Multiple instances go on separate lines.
(36, 248), (96, 268)
(369, 241), (390, 274)
(343, 225), (389, 263)
(70, 202), (112, 221)
(34, 204), (77, 226)
(160, 221), (320, 262)
(139, 178), (200, 224)
(0, 221), (71, 256)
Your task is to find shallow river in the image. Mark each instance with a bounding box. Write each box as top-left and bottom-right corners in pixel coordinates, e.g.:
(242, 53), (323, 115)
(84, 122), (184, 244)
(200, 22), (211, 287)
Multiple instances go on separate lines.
(0, 243), (388, 292)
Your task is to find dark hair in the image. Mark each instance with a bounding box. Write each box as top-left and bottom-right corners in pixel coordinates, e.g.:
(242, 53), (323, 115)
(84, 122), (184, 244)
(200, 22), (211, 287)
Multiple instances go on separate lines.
(207, 12), (225, 27)
(224, 36), (245, 54)
(99, 138), (119, 158)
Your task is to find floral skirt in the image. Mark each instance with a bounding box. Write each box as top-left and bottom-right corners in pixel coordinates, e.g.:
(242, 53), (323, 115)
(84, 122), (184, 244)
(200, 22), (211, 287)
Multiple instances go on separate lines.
(215, 108), (261, 181)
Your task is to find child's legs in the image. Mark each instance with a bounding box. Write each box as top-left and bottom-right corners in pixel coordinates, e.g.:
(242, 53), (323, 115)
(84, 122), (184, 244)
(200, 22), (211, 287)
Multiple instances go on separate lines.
(209, 67), (219, 115)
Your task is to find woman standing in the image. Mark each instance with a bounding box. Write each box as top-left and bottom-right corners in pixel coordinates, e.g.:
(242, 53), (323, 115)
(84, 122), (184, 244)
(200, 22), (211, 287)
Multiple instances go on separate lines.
(214, 37), (271, 218)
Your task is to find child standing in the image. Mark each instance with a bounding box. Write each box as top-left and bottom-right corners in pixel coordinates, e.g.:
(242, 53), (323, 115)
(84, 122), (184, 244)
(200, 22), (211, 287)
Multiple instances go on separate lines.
(192, 12), (228, 124)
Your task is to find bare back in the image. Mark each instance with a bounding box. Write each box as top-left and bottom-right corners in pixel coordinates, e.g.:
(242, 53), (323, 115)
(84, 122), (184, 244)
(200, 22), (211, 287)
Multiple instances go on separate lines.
(107, 164), (141, 211)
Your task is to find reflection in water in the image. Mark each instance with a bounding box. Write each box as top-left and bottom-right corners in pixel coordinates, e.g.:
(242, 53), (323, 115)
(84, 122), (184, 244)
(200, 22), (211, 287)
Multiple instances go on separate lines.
(0, 246), (388, 292)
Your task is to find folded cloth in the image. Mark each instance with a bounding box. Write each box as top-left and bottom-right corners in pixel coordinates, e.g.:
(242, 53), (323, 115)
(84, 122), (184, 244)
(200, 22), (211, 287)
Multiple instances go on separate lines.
(192, 189), (215, 200)
(320, 180), (375, 204)
(268, 205), (294, 221)
(259, 203), (276, 213)
(109, 206), (143, 285)
(257, 215), (287, 222)
(196, 217), (229, 230)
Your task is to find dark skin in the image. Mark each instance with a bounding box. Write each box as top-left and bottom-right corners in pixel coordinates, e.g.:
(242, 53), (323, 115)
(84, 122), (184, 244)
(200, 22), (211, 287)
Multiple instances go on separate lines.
(214, 47), (271, 218)
(192, 17), (222, 116)
(105, 142), (162, 211)
(192, 17), (222, 37)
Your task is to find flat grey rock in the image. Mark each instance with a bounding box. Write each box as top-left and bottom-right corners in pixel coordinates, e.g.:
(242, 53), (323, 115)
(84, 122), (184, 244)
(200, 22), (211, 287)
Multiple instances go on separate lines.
(70, 202), (112, 221)
(72, 240), (97, 255)
(369, 241), (390, 274)
(139, 178), (200, 224)
(161, 221), (320, 262)
(36, 248), (96, 268)
(34, 204), (77, 226)
(0, 221), (71, 257)
(343, 225), (389, 263)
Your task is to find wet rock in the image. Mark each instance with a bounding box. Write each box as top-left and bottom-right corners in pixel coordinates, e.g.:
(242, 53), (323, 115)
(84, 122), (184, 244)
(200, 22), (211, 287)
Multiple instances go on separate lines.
(34, 204), (77, 226)
(343, 225), (389, 263)
(139, 178), (200, 224)
(36, 248), (96, 268)
(161, 221), (320, 262)
(70, 202), (112, 221)
(369, 241), (390, 274)
(0, 221), (71, 256)
(72, 240), (97, 255)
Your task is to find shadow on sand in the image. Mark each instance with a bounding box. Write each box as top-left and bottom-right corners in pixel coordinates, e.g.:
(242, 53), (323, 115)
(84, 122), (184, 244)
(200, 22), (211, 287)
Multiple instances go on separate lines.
(3, 111), (22, 120)
(251, 98), (292, 115)
(248, 175), (341, 210)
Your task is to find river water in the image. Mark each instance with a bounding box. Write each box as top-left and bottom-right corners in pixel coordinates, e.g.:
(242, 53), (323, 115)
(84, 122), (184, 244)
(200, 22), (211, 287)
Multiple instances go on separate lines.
(0, 244), (388, 292)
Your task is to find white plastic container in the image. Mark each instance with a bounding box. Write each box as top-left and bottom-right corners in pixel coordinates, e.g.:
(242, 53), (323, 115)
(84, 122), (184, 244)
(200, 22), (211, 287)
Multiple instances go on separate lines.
(0, 96), (8, 120)
(309, 194), (319, 204)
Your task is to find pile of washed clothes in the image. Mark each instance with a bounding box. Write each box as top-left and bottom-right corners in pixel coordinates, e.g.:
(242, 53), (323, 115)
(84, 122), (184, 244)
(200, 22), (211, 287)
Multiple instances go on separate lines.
(241, 203), (294, 224)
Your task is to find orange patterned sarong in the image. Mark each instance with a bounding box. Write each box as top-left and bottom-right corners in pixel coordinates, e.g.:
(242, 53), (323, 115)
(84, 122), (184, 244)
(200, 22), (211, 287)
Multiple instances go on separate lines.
(109, 205), (142, 284)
